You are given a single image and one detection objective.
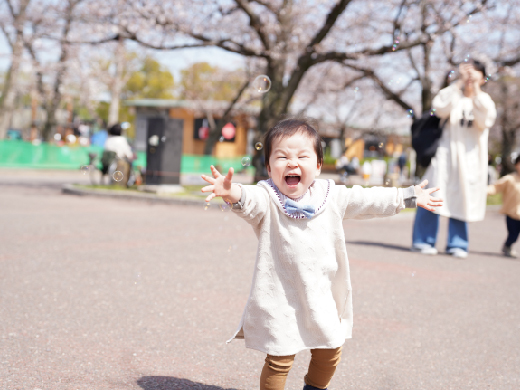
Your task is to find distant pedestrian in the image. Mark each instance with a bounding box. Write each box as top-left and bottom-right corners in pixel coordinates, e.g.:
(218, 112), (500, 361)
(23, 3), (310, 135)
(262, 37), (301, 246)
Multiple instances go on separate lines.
(102, 123), (134, 179)
(201, 118), (442, 390)
(411, 59), (497, 258)
(487, 156), (520, 257)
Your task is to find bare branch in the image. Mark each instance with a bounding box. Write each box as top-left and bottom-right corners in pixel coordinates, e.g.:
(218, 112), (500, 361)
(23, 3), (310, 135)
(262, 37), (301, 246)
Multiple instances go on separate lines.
(341, 62), (414, 112)
(222, 80), (250, 122)
(251, 0), (277, 14)
(234, 0), (270, 50)
(183, 30), (269, 58)
(392, 0), (407, 40)
(407, 50), (422, 81)
(0, 23), (13, 48)
(307, 0), (353, 49)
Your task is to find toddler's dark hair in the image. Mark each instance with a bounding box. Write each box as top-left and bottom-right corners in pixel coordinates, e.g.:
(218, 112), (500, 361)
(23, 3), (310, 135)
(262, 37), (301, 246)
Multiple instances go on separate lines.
(515, 156), (520, 166)
(263, 118), (324, 167)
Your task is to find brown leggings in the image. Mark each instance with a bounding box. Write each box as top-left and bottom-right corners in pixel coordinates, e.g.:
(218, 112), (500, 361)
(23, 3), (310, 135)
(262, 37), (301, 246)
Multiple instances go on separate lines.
(259, 346), (342, 390)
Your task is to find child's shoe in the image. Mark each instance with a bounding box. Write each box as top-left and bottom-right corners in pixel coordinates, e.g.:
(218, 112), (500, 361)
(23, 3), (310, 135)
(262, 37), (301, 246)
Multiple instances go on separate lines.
(303, 385), (326, 390)
(502, 244), (517, 258)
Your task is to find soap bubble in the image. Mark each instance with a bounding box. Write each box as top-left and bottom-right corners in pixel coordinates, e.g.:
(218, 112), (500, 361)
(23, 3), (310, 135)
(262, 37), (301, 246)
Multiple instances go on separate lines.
(220, 202), (231, 212)
(392, 39), (399, 51)
(219, 136), (224, 142)
(80, 165), (89, 175)
(407, 109), (414, 119)
(255, 142), (263, 151)
(253, 75), (271, 93)
(241, 157), (251, 167)
(430, 108), (436, 116)
(379, 142), (384, 148)
(113, 171), (124, 182)
(203, 202), (211, 211)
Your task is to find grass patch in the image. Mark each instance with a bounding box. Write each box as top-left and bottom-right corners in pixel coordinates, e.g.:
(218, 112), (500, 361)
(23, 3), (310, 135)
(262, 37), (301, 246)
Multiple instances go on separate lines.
(77, 184), (141, 192)
(487, 193), (502, 206)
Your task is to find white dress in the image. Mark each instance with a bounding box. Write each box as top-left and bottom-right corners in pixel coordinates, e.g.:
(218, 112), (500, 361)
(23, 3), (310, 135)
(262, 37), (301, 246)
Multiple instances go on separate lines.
(424, 84), (497, 222)
(228, 179), (414, 356)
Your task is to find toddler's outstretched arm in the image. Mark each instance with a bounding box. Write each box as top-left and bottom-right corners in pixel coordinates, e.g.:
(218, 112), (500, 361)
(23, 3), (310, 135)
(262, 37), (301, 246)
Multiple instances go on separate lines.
(201, 165), (242, 204)
(414, 180), (443, 211)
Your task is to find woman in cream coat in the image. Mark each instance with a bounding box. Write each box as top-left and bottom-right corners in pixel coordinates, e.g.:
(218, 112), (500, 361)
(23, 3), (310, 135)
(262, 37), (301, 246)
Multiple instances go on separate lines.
(412, 60), (497, 258)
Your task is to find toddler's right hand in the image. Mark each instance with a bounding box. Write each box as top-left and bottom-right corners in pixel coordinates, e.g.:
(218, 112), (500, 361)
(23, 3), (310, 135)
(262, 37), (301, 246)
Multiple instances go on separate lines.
(201, 165), (237, 203)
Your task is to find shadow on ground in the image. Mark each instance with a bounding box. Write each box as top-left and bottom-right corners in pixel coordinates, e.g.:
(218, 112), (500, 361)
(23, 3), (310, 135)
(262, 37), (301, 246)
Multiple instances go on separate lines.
(471, 250), (518, 260)
(347, 240), (518, 261)
(137, 376), (239, 390)
(346, 240), (411, 252)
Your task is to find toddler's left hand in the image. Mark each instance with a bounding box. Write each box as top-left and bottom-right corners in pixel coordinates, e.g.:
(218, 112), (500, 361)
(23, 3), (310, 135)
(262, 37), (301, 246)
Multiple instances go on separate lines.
(414, 180), (443, 211)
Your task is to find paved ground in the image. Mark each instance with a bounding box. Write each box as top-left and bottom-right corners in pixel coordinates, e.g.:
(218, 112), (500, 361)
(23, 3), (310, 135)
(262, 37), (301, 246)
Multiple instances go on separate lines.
(1, 169), (519, 390)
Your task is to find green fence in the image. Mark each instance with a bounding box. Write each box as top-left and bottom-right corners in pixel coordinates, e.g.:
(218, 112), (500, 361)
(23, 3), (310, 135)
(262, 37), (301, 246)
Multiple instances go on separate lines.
(0, 140), (250, 174)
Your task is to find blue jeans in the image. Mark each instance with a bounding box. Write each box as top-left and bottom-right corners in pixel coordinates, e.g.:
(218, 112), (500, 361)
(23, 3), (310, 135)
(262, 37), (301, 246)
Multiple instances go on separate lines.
(412, 207), (469, 252)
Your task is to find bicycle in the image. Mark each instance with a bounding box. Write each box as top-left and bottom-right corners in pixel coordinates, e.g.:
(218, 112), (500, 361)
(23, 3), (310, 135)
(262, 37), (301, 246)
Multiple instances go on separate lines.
(87, 152), (141, 186)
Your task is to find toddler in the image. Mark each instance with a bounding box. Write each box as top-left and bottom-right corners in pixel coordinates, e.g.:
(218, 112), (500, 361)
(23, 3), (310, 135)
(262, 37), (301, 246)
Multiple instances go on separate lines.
(487, 156), (520, 257)
(201, 118), (442, 390)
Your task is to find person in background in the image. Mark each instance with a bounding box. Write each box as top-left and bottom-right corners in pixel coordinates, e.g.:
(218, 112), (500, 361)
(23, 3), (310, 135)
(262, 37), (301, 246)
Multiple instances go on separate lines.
(102, 123), (134, 179)
(411, 59), (497, 258)
(487, 156), (520, 258)
(397, 152), (407, 183)
(488, 154), (498, 185)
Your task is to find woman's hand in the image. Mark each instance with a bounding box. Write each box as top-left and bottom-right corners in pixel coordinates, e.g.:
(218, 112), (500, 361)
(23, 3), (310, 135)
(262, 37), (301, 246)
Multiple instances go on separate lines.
(414, 180), (443, 211)
(459, 63), (472, 84)
(201, 165), (241, 204)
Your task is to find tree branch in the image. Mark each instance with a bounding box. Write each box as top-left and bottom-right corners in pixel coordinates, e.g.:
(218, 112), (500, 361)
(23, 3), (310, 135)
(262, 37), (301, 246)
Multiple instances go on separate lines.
(184, 30), (269, 58)
(0, 22), (13, 48)
(222, 80), (250, 122)
(307, 0), (353, 49)
(341, 62), (413, 112)
(251, 0), (277, 14)
(407, 49), (422, 81)
(234, 0), (270, 50)
(392, 0), (407, 40)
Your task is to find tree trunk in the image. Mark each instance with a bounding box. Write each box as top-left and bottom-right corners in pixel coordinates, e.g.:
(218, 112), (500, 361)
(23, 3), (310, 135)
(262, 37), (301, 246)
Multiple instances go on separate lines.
(42, 7), (72, 142)
(420, 1), (432, 113)
(108, 34), (125, 127)
(0, 25), (24, 138)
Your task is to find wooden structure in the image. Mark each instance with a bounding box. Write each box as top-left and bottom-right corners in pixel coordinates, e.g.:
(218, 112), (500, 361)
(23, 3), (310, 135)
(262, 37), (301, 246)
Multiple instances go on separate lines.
(126, 100), (255, 158)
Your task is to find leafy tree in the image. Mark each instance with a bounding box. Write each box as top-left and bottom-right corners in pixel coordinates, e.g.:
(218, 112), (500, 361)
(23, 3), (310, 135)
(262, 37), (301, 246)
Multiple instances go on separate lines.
(179, 62), (244, 101)
(125, 57), (175, 100)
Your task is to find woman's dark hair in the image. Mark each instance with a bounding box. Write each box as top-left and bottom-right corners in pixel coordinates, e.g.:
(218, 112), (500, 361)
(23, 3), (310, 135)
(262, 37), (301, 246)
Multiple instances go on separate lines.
(263, 118), (324, 167)
(469, 59), (486, 78)
(108, 123), (122, 136)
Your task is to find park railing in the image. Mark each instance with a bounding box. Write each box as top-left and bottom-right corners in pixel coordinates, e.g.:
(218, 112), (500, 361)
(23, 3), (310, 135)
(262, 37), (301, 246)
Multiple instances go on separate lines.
(0, 140), (249, 175)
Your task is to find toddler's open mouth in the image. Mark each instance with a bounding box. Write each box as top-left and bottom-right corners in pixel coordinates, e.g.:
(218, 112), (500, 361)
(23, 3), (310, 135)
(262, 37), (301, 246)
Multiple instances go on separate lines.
(285, 175), (300, 186)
